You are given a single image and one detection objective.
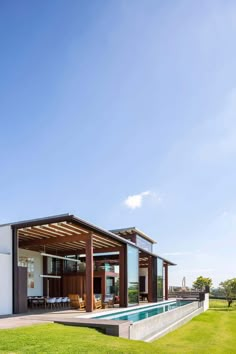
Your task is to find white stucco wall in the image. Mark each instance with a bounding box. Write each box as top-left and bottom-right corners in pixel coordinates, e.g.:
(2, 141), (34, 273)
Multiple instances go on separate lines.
(204, 293), (209, 311)
(139, 268), (148, 292)
(18, 248), (43, 296)
(0, 225), (13, 315)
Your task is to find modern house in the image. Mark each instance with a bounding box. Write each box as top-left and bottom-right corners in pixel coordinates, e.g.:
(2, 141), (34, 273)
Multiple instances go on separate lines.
(0, 214), (175, 316)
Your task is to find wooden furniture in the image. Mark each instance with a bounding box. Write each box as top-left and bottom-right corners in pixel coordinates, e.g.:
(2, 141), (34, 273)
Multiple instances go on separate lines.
(68, 294), (85, 310)
(103, 294), (114, 308)
(83, 294), (102, 310)
(140, 293), (148, 301)
(93, 296), (102, 310)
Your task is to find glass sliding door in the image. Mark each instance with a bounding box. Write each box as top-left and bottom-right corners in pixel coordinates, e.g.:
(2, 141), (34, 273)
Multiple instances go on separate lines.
(157, 258), (164, 301)
(127, 245), (139, 306)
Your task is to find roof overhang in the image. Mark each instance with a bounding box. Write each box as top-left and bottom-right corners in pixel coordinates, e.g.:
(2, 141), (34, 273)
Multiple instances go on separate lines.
(110, 227), (157, 244)
(11, 214), (175, 265)
(14, 214), (126, 254)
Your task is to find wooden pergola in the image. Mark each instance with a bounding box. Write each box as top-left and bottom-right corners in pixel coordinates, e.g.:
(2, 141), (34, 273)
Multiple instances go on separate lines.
(12, 214), (174, 313)
(13, 214), (129, 312)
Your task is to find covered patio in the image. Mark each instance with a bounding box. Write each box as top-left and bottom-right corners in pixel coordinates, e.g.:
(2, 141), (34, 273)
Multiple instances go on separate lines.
(12, 214), (173, 314)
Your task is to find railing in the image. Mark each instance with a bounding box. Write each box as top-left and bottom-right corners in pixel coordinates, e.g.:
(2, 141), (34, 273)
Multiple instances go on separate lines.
(169, 291), (205, 301)
(48, 263), (115, 274)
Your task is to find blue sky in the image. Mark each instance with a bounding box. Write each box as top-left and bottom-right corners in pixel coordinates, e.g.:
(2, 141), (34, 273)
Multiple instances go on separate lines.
(1, 0), (236, 287)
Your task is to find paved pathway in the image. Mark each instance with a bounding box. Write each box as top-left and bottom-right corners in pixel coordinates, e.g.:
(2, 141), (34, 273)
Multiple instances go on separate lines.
(0, 309), (100, 329)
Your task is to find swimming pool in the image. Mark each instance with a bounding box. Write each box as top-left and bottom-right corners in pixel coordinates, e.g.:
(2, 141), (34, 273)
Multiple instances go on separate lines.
(95, 300), (192, 322)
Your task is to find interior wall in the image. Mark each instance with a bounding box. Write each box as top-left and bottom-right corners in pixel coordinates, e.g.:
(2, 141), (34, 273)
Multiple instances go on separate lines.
(62, 275), (86, 297)
(139, 268), (148, 292)
(0, 225), (13, 315)
(18, 248), (43, 296)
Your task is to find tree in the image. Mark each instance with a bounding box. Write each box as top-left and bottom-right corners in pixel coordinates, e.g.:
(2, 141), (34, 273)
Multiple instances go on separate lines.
(219, 278), (236, 307)
(210, 287), (225, 298)
(192, 276), (213, 291)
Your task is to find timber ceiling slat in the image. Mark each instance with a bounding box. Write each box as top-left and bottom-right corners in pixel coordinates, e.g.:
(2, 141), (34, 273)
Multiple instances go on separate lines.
(67, 222), (90, 234)
(71, 241), (85, 247)
(92, 241), (115, 249)
(43, 243), (77, 251)
(22, 228), (58, 238)
(19, 234), (88, 249)
(35, 225), (73, 237)
(29, 226), (66, 238)
(45, 225), (87, 240)
(18, 232), (42, 240)
(93, 234), (121, 247)
(92, 237), (109, 246)
(93, 234), (121, 246)
(48, 223), (82, 235)
(58, 222), (89, 235)
(63, 242), (84, 248)
(93, 237), (115, 248)
(91, 241), (102, 248)
(27, 227), (59, 237)
(19, 229), (53, 239)
(42, 224), (73, 236)
(18, 220), (124, 253)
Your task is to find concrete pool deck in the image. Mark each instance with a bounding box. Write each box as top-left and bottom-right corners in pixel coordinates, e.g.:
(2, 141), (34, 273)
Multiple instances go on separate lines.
(0, 297), (208, 340)
(0, 302), (155, 329)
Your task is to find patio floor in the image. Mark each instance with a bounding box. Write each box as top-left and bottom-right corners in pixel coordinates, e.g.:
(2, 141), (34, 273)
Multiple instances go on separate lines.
(0, 301), (173, 329)
(0, 306), (123, 329)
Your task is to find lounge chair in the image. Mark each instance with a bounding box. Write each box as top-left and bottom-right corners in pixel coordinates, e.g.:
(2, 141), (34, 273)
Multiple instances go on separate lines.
(103, 294), (115, 307)
(83, 294), (102, 310)
(93, 295), (102, 309)
(68, 294), (85, 310)
(103, 294), (119, 308)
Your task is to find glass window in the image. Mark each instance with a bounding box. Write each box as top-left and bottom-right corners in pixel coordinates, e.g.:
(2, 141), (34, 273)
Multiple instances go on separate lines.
(157, 258), (163, 301)
(127, 245), (139, 306)
(136, 235), (153, 252)
(106, 276), (114, 294)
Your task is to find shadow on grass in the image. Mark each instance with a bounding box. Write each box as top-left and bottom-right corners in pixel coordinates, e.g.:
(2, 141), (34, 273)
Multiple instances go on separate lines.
(210, 308), (236, 312)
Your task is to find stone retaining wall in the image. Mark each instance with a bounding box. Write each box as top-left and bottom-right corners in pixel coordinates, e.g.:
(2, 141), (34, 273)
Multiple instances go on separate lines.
(129, 301), (203, 340)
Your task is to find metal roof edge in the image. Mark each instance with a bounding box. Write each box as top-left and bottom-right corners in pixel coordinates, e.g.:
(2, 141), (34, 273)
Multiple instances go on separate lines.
(2, 213), (175, 266)
(110, 226), (157, 244)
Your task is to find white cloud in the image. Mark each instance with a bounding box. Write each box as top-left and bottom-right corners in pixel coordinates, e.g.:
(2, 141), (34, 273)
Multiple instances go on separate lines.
(124, 190), (157, 209)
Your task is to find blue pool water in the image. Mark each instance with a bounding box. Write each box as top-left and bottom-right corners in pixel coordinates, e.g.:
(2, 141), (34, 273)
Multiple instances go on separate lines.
(95, 300), (192, 322)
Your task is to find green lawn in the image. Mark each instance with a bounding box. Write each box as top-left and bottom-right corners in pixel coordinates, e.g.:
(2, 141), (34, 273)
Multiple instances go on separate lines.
(0, 300), (236, 353)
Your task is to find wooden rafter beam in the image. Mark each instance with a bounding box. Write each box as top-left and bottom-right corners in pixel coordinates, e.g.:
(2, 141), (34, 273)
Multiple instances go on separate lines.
(51, 246), (122, 256)
(19, 233), (88, 248)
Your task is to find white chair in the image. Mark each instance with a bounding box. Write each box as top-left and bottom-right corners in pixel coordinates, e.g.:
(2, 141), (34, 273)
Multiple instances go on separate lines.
(55, 297), (62, 308)
(46, 297), (56, 309)
(62, 297), (69, 307)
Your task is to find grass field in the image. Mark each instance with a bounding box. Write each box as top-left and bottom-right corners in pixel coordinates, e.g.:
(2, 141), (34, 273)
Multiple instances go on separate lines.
(0, 300), (236, 353)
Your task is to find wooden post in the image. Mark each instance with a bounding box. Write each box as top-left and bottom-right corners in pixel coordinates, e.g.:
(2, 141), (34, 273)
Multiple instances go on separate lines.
(43, 256), (48, 297)
(164, 264), (168, 300)
(148, 256), (153, 302)
(148, 256), (157, 302)
(85, 233), (94, 312)
(119, 246), (127, 307)
(101, 274), (106, 302)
